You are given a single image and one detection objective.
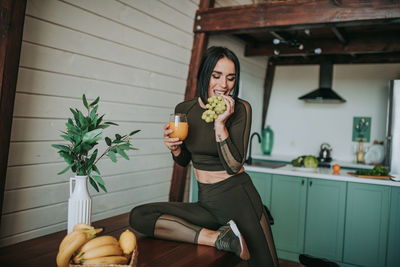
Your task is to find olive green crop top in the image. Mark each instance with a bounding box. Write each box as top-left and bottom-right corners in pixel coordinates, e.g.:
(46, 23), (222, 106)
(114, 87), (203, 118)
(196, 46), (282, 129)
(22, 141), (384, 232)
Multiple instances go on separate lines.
(172, 97), (251, 175)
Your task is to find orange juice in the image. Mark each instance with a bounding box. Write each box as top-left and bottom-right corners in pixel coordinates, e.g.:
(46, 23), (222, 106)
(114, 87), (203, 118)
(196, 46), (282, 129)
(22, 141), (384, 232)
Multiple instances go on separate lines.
(169, 121), (188, 140)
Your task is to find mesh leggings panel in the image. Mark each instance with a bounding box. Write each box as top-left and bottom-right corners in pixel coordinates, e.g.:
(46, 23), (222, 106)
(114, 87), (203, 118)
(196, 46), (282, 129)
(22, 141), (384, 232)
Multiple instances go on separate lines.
(260, 210), (279, 267)
(154, 214), (202, 244)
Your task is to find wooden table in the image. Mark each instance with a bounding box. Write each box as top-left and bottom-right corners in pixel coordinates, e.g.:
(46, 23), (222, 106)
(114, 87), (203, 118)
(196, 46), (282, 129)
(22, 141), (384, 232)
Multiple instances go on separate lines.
(0, 213), (241, 266)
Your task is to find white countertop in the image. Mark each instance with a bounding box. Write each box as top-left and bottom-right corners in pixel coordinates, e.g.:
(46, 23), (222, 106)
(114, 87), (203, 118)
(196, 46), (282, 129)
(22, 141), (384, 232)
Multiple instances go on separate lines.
(252, 154), (375, 169)
(244, 164), (400, 187)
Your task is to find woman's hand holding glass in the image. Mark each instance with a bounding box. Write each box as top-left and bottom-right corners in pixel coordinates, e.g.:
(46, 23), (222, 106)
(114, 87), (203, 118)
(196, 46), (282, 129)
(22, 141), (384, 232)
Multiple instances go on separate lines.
(164, 114), (188, 156)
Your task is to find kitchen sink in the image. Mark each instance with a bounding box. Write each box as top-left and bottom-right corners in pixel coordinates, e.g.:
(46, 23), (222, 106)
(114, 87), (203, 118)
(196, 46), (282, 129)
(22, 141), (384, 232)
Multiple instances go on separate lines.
(247, 160), (286, 169)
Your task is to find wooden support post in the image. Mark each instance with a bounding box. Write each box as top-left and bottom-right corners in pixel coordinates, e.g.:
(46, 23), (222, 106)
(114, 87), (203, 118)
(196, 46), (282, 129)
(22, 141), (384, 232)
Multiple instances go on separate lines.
(261, 59), (276, 130)
(0, 0), (27, 225)
(169, 0), (215, 202)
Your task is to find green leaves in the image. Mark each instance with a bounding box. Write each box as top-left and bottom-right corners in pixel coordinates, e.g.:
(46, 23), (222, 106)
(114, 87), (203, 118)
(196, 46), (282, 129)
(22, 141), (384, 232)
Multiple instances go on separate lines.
(83, 129), (102, 143)
(51, 94), (140, 193)
(82, 94), (89, 109)
(130, 130), (140, 136)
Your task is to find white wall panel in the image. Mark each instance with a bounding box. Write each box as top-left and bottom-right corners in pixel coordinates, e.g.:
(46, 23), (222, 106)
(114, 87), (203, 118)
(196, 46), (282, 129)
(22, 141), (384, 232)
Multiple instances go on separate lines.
(26, 0), (190, 63)
(23, 16), (188, 79)
(19, 43), (185, 94)
(2, 0), (195, 246)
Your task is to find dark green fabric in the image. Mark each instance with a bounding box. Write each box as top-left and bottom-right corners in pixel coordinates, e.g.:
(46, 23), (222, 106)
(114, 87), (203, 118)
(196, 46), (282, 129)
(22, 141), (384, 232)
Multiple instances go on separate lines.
(173, 97), (251, 174)
(130, 172), (277, 267)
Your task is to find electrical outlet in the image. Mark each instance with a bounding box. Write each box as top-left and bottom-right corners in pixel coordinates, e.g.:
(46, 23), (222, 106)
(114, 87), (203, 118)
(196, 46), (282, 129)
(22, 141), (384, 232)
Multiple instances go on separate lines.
(352, 117), (371, 142)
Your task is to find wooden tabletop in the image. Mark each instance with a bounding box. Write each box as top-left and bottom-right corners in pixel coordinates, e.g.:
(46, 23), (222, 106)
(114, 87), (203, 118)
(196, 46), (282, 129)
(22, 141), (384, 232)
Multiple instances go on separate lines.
(0, 213), (240, 267)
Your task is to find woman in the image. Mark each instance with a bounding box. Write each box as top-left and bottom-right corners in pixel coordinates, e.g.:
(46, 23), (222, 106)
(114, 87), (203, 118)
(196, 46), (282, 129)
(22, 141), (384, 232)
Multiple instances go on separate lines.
(130, 46), (279, 266)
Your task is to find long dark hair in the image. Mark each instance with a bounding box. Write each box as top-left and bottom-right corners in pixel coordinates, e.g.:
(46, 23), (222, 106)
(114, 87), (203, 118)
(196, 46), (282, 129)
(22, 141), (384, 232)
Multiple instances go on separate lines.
(197, 46), (240, 104)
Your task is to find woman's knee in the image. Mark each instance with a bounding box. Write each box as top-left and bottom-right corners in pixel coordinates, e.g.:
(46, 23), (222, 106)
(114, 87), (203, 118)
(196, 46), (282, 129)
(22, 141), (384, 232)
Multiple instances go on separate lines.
(129, 204), (156, 235)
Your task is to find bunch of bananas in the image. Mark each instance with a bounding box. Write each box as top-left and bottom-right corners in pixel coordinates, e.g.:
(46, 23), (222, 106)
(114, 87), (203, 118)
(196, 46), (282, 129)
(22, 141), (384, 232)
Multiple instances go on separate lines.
(56, 223), (137, 267)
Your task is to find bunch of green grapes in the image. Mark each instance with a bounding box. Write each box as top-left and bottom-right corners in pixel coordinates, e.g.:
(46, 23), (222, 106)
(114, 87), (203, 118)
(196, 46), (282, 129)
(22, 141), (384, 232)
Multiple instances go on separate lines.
(201, 96), (227, 123)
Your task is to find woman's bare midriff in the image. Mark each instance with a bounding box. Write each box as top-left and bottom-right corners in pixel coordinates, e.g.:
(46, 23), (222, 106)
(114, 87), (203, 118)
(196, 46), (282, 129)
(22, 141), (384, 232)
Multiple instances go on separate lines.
(194, 167), (245, 184)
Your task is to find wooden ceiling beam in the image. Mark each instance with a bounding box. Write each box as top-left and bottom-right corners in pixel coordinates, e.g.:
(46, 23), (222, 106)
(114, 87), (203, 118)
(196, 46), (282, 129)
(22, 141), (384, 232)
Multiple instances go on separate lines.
(245, 33), (400, 56)
(331, 27), (347, 44)
(194, 0), (400, 34)
(270, 52), (400, 65)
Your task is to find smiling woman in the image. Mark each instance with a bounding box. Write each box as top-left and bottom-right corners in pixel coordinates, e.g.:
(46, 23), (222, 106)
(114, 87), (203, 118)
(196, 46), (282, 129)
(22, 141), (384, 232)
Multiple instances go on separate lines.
(129, 46), (280, 267)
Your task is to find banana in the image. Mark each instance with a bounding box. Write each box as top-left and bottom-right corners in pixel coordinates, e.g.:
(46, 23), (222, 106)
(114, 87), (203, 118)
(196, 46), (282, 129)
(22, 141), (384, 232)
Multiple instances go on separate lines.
(59, 228), (96, 252)
(119, 229), (137, 255)
(74, 244), (122, 264)
(73, 223), (92, 231)
(56, 231), (88, 267)
(82, 255), (128, 264)
(78, 235), (119, 253)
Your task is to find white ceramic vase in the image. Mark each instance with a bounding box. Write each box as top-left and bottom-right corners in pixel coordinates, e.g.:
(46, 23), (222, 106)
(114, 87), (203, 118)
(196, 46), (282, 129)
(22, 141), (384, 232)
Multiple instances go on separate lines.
(67, 175), (92, 233)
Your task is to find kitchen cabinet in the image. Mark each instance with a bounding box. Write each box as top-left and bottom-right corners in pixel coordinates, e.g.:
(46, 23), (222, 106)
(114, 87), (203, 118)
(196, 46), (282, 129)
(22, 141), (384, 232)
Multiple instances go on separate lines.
(247, 171), (272, 207)
(343, 182), (390, 267)
(270, 174), (307, 261)
(270, 174), (346, 263)
(386, 186), (400, 267)
(304, 178), (346, 262)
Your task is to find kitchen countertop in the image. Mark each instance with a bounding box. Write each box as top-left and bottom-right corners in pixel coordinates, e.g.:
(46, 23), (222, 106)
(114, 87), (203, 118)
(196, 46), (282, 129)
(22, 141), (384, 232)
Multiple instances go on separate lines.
(244, 163), (400, 187)
(252, 154), (375, 169)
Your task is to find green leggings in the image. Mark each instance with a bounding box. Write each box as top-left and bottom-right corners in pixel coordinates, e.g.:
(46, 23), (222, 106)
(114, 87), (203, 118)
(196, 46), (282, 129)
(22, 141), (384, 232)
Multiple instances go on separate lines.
(130, 172), (279, 267)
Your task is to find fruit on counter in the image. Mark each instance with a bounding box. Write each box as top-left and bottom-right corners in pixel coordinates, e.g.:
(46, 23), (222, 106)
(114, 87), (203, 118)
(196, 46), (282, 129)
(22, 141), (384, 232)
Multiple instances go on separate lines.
(332, 164), (341, 175)
(78, 235), (119, 254)
(119, 229), (137, 255)
(73, 244), (123, 264)
(56, 231), (90, 267)
(81, 255), (129, 264)
(202, 96), (227, 123)
(73, 223), (103, 235)
(356, 165), (390, 176)
(304, 155), (318, 168)
(291, 155), (318, 168)
(58, 224), (98, 254)
(291, 155), (306, 167)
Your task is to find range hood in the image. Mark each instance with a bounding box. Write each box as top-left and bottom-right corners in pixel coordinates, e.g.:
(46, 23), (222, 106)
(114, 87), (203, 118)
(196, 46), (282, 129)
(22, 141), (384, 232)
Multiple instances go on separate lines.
(298, 62), (346, 103)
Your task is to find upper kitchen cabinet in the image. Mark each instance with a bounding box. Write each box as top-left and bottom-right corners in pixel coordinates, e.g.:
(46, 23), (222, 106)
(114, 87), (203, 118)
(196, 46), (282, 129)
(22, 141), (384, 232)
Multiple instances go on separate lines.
(343, 182), (390, 267)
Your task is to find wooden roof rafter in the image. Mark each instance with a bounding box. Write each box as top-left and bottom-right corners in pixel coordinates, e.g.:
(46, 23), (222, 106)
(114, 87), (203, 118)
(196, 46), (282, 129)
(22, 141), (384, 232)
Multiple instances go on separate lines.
(193, 0), (400, 62)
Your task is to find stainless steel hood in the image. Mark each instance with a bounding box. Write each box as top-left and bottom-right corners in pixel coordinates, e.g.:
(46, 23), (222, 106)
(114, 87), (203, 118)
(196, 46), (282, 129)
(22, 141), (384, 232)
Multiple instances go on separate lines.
(298, 62), (346, 103)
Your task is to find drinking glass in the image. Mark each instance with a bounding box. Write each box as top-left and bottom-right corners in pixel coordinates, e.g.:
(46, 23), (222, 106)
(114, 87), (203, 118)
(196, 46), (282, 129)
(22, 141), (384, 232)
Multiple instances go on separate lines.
(169, 113), (188, 140)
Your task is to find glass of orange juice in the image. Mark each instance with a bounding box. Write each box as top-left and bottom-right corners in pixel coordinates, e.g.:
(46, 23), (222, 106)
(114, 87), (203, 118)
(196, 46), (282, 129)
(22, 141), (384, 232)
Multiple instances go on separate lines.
(169, 113), (188, 140)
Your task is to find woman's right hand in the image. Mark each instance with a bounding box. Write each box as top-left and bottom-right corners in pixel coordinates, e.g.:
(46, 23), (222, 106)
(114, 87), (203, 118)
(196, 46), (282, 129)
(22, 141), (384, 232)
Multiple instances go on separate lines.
(163, 123), (182, 156)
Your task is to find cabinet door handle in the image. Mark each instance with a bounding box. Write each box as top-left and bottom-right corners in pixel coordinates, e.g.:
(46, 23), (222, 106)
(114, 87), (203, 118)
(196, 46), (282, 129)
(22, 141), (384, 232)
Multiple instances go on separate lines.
(310, 180), (313, 187)
(301, 179), (305, 185)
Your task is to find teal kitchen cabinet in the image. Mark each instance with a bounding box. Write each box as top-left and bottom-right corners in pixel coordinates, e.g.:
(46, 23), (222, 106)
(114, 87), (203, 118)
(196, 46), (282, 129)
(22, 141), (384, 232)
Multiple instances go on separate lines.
(304, 178), (346, 262)
(270, 174), (307, 261)
(387, 186), (400, 266)
(247, 171), (272, 207)
(343, 182), (390, 267)
(270, 175), (346, 262)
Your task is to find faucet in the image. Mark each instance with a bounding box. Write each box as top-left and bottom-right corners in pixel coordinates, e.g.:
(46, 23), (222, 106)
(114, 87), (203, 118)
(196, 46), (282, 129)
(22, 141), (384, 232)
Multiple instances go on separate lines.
(246, 132), (261, 165)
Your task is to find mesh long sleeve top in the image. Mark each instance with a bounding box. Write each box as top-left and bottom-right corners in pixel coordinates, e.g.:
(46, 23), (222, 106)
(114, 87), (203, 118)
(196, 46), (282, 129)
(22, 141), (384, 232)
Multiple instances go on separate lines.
(172, 97), (251, 175)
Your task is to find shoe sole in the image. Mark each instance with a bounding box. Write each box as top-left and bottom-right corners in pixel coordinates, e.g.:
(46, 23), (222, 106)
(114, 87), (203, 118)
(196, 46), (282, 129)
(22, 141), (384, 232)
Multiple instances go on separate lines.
(228, 220), (250, 260)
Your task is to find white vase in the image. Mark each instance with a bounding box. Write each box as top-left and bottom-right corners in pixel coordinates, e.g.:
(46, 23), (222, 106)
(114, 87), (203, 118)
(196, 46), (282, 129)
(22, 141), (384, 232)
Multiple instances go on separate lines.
(67, 175), (92, 233)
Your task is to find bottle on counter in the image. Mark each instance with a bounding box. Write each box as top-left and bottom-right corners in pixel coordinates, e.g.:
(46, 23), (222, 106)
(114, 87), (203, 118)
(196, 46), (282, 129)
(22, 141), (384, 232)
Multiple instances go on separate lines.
(356, 141), (365, 163)
(261, 126), (274, 155)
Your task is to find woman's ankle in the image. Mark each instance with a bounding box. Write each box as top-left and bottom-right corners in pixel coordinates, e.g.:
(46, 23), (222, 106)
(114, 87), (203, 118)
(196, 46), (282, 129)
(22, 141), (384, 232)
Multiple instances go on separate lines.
(197, 228), (219, 247)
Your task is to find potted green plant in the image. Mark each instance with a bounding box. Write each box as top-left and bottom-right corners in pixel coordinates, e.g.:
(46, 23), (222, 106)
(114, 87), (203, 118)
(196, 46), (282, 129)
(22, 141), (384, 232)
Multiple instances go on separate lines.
(52, 94), (140, 232)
